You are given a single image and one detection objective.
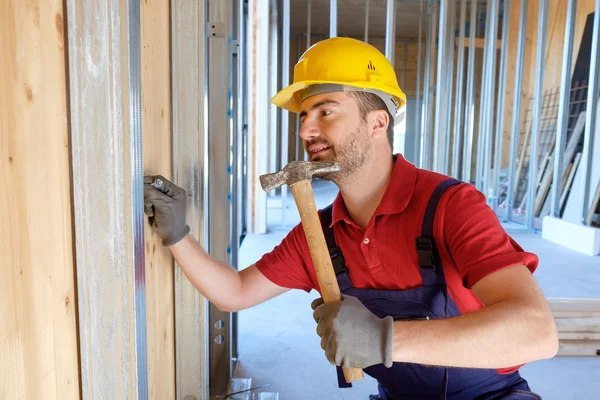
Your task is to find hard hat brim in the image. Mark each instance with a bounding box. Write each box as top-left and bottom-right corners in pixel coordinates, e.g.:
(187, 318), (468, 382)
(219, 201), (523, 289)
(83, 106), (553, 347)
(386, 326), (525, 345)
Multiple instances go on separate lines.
(271, 80), (406, 114)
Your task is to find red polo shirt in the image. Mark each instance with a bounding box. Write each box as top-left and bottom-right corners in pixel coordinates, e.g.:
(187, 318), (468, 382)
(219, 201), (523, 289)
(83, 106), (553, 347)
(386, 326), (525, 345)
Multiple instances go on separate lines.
(256, 154), (538, 371)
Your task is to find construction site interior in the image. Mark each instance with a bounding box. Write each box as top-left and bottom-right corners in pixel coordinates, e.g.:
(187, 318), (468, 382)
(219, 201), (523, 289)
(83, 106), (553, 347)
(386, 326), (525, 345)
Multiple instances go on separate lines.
(2, 0), (600, 399)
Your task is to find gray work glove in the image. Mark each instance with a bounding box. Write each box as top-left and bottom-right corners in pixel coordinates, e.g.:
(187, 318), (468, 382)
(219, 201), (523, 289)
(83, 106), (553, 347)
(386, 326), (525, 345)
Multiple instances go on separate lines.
(143, 175), (190, 246)
(311, 294), (394, 369)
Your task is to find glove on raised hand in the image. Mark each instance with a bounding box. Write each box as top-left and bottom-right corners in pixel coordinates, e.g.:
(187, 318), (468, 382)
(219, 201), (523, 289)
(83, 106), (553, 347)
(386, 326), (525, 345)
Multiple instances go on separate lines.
(311, 294), (394, 369)
(143, 175), (190, 246)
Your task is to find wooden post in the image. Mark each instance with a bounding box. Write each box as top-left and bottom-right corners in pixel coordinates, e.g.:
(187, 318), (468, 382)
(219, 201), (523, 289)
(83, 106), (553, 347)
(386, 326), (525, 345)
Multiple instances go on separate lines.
(1, 1), (80, 398)
(141, 0), (176, 397)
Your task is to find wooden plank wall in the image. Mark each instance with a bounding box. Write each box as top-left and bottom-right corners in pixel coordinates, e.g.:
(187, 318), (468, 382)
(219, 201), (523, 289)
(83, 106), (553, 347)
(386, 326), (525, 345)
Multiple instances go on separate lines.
(0, 1), (80, 399)
(141, 0), (176, 398)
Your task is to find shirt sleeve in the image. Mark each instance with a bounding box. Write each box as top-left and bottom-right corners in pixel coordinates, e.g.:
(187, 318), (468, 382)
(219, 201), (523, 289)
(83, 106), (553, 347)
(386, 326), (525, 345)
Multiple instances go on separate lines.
(443, 183), (539, 288)
(255, 223), (315, 292)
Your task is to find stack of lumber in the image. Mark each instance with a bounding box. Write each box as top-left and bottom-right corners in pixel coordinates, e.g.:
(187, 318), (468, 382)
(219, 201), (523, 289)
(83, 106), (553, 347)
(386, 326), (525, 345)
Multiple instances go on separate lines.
(549, 298), (600, 356)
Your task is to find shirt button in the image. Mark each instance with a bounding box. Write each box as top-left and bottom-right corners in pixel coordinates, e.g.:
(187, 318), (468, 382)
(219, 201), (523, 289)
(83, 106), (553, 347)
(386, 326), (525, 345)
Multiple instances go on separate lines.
(363, 238), (370, 245)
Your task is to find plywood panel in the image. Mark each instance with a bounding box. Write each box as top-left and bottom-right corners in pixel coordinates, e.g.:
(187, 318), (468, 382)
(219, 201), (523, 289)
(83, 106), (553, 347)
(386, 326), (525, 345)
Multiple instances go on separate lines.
(0, 0), (80, 399)
(141, 0), (176, 398)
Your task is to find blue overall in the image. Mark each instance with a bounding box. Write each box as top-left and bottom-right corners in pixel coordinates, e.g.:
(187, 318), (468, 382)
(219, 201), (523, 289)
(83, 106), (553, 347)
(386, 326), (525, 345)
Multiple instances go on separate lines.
(320, 179), (542, 400)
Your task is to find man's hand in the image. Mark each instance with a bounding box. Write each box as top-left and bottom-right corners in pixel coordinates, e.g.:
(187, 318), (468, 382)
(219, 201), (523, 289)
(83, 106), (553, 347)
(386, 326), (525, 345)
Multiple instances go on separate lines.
(311, 295), (394, 369)
(143, 175), (190, 246)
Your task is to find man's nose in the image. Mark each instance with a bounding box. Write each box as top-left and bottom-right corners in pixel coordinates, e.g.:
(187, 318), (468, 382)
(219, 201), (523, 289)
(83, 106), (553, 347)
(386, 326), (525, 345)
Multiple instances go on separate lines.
(298, 117), (320, 142)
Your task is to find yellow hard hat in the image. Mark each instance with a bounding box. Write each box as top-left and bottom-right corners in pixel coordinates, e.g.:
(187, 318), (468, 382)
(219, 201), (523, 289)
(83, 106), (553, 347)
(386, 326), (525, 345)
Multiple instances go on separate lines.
(271, 37), (406, 115)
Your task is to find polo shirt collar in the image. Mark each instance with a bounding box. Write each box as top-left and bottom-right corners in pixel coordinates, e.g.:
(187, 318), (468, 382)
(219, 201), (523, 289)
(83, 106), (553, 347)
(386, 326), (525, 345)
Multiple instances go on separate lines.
(330, 154), (417, 227)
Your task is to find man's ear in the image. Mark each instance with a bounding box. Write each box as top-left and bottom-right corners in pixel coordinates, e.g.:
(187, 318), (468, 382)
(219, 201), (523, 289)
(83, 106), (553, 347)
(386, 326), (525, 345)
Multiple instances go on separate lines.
(369, 110), (389, 139)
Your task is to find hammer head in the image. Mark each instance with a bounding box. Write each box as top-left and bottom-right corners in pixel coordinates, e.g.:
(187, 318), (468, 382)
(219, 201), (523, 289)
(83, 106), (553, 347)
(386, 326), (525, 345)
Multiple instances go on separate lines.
(259, 161), (341, 192)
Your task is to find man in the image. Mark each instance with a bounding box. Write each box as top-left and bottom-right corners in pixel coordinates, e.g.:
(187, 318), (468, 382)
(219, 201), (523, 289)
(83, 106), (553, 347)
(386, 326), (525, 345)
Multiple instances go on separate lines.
(144, 37), (558, 399)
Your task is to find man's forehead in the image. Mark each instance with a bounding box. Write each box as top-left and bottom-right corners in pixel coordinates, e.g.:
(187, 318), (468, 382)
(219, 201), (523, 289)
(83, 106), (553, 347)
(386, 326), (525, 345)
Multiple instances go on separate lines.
(300, 91), (350, 111)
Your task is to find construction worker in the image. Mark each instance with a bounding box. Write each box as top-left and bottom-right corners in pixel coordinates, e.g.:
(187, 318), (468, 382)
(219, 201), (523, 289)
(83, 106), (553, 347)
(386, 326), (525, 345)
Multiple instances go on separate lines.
(144, 37), (558, 399)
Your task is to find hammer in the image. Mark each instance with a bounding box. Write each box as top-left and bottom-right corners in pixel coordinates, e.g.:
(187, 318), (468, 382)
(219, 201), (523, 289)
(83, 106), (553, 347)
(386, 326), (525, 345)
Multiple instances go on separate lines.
(260, 160), (364, 383)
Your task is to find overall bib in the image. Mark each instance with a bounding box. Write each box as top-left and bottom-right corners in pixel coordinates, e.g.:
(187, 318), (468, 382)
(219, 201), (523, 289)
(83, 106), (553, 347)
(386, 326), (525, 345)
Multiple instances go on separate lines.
(320, 179), (542, 400)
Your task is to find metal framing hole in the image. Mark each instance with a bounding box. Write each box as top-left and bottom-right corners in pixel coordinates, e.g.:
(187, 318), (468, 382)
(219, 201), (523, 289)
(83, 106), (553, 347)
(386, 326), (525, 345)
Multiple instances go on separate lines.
(214, 334), (225, 344)
(214, 320), (225, 329)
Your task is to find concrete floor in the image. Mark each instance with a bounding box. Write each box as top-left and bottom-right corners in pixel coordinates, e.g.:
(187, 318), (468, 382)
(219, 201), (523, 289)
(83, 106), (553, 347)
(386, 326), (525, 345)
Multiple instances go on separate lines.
(236, 180), (600, 399)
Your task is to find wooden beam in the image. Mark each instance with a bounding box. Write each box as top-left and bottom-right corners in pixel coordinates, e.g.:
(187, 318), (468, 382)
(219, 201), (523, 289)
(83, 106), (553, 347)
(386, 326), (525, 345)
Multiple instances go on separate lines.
(557, 340), (600, 356)
(536, 112), (587, 216)
(549, 298), (600, 319)
(456, 37), (502, 50)
(1, 1), (80, 398)
(141, 0), (175, 397)
(556, 318), (600, 333)
(560, 152), (582, 211)
(247, 0), (269, 234)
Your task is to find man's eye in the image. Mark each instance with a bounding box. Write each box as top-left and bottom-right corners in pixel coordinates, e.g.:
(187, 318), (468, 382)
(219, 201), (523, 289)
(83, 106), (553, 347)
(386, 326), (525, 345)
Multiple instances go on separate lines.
(322, 110), (332, 117)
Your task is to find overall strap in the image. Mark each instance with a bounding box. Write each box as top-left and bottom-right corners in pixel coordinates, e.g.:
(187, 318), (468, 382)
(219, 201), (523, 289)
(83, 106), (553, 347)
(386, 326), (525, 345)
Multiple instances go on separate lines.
(416, 179), (462, 287)
(416, 178), (461, 400)
(320, 204), (354, 389)
(319, 205), (353, 292)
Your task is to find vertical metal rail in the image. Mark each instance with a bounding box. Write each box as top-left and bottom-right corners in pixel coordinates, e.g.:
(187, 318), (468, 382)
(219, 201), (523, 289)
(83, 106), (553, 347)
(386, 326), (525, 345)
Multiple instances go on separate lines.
(526, 0), (549, 230)
(443, 0), (457, 175)
(330, 0), (337, 37)
(581, 0), (600, 225)
(452, 0), (467, 178)
(127, 0), (148, 396)
(415, 0), (424, 167)
(506, 0), (528, 222)
(463, 0), (478, 182)
(386, 0), (397, 65)
(403, 41), (408, 92)
(493, 0), (511, 214)
(481, 0), (499, 201)
(422, 0), (438, 170)
(550, 0), (577, 217)
(231, 0), (244, 362)
(268, 2), (279, 184)
(581, 1), (600, 225)
(207, 0), (234, 396)
(365, 0), (371, 43)
(307, 0), (312, 49)
(171, 0), (210, 398)
(475, 0), (492, 191)
(433, 0), (449, 173)
(280, 0), (291, 227)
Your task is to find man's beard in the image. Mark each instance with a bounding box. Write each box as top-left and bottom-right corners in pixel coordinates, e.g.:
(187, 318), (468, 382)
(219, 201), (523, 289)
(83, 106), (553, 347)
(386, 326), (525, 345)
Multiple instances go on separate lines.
(309, 123), (372, 184)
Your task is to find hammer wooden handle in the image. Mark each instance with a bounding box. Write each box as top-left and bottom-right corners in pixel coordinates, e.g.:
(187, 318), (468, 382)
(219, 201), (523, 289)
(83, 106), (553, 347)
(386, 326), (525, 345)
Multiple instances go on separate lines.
(289, 180), (364, 383)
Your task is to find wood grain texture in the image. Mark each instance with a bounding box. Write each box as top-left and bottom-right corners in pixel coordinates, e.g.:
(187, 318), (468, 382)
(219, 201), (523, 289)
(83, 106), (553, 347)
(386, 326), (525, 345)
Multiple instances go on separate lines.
(289, 180), (364, 383)
(171, 0), (210, 398)
(247, 0), (269, 234)
(66, 0), (143, 397)
(141, 0), (175, 398)
(0, 0), (80, 399)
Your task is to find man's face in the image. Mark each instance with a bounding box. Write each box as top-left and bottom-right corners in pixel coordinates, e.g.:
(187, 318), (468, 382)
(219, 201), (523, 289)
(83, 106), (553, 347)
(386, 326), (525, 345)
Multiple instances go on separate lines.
(298, 92), (372, 182)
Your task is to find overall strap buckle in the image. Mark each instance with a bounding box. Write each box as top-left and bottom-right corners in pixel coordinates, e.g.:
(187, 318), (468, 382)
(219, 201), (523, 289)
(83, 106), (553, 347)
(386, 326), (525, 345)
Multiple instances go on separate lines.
(416, 237), (436, 269)
(329, 246), (348, 275)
